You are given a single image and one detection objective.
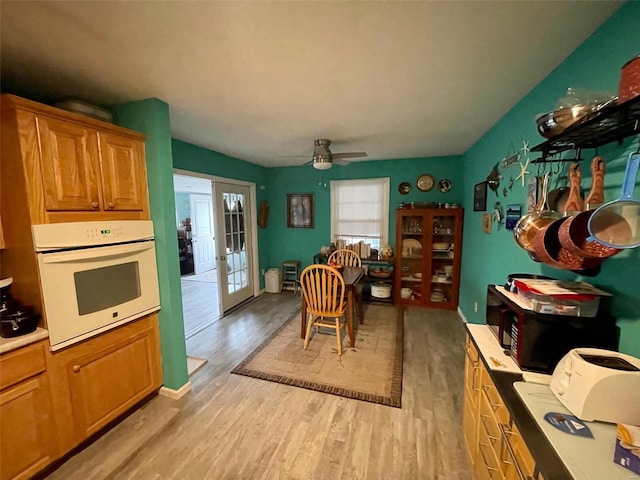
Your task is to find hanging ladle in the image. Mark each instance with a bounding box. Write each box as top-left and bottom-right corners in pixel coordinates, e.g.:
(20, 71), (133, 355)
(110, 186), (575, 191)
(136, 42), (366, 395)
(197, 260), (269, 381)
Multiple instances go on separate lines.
(588, 151), (640, 249)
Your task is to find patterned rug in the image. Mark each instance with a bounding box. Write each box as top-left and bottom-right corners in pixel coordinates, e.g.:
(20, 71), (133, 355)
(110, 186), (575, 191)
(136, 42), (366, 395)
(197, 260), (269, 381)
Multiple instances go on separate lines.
(231, 304), (404, 407)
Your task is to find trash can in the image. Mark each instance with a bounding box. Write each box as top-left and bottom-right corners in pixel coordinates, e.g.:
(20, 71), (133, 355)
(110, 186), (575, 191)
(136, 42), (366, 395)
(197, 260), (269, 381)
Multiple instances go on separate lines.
(265, 268), (281, 293)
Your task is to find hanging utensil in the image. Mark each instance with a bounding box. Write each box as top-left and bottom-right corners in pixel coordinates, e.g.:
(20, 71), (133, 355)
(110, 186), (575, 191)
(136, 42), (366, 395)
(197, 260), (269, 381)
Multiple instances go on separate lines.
(547, 160), (570, 212)
(513, 172), (561, 260)
(531, 164), (603, 272)
(562, 162), (584, 216)
(558, 157), (622, 259)
(588, 151), (640, 249)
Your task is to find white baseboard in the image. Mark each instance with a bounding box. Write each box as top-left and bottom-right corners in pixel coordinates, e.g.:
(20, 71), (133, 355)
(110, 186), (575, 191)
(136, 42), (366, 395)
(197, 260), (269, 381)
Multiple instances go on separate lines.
(457, 306), (468, 324)
(159, 382), (191, 400)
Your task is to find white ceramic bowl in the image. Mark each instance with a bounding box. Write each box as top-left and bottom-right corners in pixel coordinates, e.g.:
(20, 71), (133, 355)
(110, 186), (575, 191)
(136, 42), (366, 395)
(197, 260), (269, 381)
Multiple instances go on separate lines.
(400, 289), (413, 299)
(433, 242), (450, 250)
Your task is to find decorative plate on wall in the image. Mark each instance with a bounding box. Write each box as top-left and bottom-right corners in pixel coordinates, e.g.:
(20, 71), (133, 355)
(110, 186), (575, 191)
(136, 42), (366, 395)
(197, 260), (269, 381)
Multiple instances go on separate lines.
(417, 174), (435, 192)
(398, 182), (411, 194)
(438, 179), (452, 193)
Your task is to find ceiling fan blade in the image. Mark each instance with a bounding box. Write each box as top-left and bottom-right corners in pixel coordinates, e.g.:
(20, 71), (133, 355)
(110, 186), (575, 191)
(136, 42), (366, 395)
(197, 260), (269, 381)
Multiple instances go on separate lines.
(333, 158), (350, 166)
(281, 155), (312, 158)
(331, 152), (368, 159)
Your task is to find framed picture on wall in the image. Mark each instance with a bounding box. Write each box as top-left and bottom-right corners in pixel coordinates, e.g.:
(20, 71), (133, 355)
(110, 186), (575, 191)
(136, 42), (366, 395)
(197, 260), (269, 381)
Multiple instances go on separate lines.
(473, 181), (488, 211)
(287, 193), (314, 228)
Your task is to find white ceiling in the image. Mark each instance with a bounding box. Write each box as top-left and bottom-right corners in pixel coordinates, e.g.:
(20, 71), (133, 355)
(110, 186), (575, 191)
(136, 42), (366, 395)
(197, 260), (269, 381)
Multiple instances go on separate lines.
(1, 1), (622, 168)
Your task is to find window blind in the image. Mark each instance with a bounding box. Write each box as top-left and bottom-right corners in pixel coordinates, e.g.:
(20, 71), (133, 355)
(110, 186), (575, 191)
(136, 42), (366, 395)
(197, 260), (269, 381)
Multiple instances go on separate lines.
(330, 178), (390, 251)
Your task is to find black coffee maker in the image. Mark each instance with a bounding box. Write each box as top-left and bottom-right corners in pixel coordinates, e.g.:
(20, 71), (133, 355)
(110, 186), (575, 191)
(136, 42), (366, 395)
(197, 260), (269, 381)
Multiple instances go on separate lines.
(0, 278), (40, 338)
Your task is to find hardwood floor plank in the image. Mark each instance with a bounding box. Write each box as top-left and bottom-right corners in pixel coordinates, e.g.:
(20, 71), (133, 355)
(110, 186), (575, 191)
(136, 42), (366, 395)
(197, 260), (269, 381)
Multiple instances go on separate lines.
(45, 294), (473, 480)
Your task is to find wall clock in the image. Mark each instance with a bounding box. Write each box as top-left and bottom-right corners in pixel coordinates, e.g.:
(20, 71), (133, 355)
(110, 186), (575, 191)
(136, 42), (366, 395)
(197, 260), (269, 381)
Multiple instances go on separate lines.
(417, 174), (435, 192)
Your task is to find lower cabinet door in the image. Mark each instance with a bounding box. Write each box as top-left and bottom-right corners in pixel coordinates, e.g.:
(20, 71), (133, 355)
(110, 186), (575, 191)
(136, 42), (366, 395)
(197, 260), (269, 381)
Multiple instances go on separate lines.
(56, 317), (162, 443)
(65, 322), (162, 440)
(463, 393), (478, 466)
(0, 374), (57, 480)
(475, 421), (505, 480)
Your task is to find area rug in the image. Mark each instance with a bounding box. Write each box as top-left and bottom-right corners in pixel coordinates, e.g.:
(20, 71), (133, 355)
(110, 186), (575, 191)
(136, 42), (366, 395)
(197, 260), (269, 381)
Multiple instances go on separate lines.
(230, 304), (404, 407)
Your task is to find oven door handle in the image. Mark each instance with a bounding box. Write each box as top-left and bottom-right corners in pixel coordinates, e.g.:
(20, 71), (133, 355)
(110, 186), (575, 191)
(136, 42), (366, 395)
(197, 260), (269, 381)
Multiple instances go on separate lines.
(39, 241), (154, 264)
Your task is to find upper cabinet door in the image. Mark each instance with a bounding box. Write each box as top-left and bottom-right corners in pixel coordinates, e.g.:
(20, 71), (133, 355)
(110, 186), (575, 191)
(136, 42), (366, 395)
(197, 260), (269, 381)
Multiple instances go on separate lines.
(98, 132), (147, 211)
(36, 116), (101, 211)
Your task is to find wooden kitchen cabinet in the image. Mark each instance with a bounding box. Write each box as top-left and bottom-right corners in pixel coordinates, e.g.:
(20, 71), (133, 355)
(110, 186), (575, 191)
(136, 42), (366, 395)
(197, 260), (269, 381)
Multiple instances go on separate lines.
(464, 333), (543, 480)
(98, 131), (147, 212)
(0, 341), (58, 480)
(1, 94), (149, 225)
(463, 336), (481, 467)
(394, 208), (463, 309)
(47, 314), (163, 449)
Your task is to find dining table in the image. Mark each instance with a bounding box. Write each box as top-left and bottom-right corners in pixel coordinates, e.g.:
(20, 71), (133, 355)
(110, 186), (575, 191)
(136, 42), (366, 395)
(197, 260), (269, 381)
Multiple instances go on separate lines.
(299, 265), (365, 348)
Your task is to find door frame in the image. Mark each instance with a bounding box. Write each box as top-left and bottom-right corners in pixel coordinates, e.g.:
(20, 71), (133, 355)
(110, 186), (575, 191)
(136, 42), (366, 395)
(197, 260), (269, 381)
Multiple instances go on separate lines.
(173, 169), (260, 299)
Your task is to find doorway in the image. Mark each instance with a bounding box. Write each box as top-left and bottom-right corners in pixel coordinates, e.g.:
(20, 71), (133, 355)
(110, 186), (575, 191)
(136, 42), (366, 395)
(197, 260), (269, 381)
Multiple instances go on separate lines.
(213, 182), (254, 313)
(173, 174), (221, 338)
(173, 172), (259, 339)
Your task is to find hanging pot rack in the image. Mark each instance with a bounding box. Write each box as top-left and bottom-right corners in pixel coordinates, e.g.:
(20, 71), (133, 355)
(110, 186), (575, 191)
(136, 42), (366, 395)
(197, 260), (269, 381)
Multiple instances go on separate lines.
(531, 95), (640, 163)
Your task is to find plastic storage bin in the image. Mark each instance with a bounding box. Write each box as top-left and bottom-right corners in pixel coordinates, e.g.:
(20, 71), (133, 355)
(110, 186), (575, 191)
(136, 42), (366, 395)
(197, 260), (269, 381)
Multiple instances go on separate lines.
(265, 268), (281, 293)
(514, 280), (602, 317)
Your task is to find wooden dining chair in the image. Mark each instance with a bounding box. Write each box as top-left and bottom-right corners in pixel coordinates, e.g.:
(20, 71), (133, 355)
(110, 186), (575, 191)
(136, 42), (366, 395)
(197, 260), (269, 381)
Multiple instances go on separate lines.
(300, 264), (350, 356)
(328, 249), (364, 323)
(328, 249), (362, 267)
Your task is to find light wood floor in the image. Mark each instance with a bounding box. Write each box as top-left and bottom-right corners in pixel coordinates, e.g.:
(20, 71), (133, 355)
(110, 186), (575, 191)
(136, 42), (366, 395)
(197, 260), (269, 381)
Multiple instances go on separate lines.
(47, 292), (473, 480)
(181, 274), (221, 339)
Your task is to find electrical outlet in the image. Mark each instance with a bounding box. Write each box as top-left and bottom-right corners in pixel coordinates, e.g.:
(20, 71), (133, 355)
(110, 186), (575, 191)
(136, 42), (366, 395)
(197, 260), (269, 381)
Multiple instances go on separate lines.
(261, 269), (265, 275)
(474, 302), (478, 313)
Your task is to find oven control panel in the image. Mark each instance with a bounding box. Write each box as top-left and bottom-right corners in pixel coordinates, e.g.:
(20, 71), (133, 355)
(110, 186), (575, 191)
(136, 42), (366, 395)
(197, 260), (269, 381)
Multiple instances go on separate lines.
(85, 226), (125, 239)
(32, 221), (155, 251)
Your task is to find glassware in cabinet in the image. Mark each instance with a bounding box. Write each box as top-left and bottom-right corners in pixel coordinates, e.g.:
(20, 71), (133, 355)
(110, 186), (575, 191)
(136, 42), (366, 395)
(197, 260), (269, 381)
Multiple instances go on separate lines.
(394, 208), (463, 309)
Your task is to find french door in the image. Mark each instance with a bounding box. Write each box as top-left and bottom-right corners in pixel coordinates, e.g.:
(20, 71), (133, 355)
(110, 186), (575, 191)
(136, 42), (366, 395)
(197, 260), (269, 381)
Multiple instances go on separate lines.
(213, 182), (254, 313)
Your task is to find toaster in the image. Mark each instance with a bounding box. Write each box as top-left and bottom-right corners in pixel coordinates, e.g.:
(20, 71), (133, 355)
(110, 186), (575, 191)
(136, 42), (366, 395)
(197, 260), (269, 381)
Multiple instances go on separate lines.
(550, 348), (640, 424)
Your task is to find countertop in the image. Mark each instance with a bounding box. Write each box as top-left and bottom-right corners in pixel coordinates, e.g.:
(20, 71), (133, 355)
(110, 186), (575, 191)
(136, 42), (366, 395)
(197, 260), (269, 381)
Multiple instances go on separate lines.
(466, 324), (633, 480)
(514, 382), (630, 480)
(0, 327), (49, 354)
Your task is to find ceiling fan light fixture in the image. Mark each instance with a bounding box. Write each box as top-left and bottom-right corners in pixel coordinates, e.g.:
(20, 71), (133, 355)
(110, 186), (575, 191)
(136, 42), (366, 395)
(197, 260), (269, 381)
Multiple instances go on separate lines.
(313, 158), (332, 170)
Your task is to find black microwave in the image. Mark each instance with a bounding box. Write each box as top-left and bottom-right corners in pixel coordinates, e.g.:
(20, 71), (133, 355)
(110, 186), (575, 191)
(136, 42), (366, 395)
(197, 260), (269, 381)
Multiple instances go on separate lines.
(486, 285), (619, 373)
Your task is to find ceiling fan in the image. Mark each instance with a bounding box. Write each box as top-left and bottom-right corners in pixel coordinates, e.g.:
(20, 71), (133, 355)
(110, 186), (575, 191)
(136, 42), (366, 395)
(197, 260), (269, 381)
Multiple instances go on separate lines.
(290, 139), (368, 170)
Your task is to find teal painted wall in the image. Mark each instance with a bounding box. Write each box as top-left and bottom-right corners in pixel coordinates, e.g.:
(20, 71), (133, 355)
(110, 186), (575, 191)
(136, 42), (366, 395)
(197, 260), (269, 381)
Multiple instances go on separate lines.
(265, 156), (463, 271)
(171, 139), (270, 287)
(111, 99), (189, 390)
(459, 2), (640, 356)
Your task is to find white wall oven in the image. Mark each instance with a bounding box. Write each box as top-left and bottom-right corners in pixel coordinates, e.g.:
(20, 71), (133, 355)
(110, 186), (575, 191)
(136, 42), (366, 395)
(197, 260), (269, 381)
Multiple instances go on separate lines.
(33, 220), (161, 351)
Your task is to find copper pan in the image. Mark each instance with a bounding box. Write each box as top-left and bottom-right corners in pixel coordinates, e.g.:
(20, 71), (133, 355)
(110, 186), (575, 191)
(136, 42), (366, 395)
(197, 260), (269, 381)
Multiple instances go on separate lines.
(512, 173), (560, 260)
(531, 164), (603, 273)
(558, 157), (622, 259)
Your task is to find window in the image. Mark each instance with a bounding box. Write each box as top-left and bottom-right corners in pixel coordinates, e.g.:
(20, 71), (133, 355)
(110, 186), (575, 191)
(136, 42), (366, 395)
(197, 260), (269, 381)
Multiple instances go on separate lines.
(330, 178), (390, 252)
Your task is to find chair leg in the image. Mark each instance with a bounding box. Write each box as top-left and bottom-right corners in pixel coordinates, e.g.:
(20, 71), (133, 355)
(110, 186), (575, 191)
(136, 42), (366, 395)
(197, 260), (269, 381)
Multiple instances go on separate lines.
(304, 314), (315, 350)
(335, 317), (342, 356)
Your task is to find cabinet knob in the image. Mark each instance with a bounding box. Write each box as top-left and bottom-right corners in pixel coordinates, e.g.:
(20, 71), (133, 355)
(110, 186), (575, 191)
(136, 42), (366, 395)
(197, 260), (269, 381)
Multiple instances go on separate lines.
(108, 202), (115, 209)
(73, 365), (81, 373)
(91, 202), (99, 209)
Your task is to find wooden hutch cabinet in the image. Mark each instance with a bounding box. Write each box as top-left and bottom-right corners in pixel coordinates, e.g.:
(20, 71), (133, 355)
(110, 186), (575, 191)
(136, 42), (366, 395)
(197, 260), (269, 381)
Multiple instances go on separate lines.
(393, 207), (464, 310)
